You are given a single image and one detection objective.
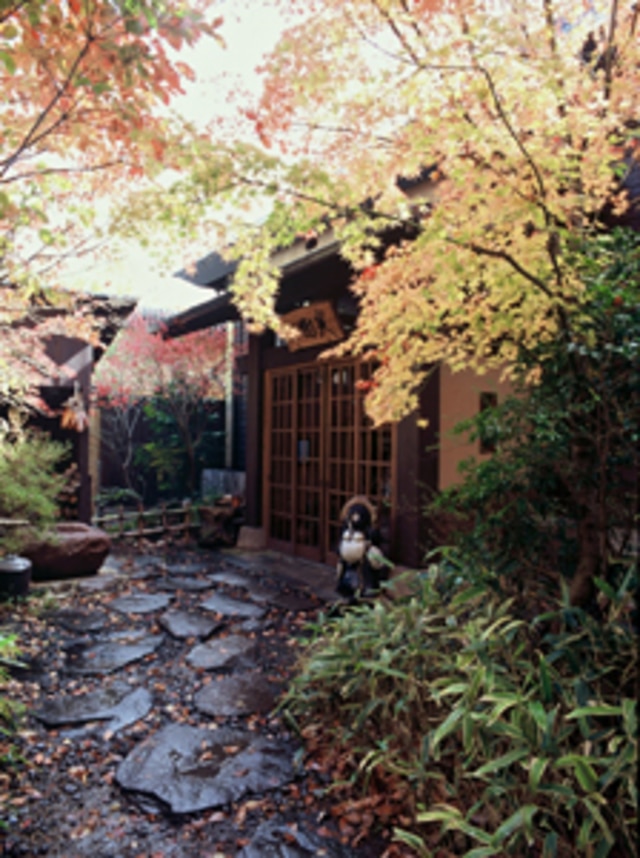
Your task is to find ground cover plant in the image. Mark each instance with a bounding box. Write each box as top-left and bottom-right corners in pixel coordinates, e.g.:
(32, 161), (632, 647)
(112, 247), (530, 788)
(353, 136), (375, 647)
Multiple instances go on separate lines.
(280, 567), (638, 857)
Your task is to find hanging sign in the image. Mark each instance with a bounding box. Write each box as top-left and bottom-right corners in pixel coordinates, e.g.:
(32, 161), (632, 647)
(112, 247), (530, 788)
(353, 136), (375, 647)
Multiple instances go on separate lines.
(282, 301), (344, 352)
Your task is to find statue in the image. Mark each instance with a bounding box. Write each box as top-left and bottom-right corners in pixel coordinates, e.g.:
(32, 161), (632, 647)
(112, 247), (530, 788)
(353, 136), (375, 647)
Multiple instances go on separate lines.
(335, 495), (393, 603)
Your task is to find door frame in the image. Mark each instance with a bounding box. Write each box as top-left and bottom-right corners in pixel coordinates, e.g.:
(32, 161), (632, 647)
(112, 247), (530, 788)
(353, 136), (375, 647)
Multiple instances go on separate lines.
(263, 357), (396, 563)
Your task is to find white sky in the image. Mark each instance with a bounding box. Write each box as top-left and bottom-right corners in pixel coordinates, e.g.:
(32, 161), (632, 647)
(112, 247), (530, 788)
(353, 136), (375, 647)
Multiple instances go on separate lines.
(61, 1), (288, 314)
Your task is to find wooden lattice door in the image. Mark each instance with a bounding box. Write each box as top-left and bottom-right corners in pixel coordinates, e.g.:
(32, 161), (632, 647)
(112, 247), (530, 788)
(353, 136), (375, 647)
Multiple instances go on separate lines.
(264, 359), (394, 563)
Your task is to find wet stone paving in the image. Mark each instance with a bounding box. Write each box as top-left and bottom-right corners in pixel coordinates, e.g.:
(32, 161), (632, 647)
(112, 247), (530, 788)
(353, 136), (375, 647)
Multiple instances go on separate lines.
(0, 547), (386, 857)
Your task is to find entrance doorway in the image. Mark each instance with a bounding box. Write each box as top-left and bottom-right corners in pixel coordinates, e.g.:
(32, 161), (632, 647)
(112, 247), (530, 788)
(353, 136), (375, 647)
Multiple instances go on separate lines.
(264, 359), (394, 562)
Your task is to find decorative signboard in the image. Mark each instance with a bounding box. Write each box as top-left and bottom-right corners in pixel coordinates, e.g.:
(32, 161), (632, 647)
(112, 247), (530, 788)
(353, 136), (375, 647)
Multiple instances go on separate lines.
(282, 301), (344, 352)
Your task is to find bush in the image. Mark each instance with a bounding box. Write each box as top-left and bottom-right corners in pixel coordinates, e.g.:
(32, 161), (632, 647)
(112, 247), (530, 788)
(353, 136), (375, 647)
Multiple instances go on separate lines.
(0, 418), (69, 555)
(280, 569), (638, 857)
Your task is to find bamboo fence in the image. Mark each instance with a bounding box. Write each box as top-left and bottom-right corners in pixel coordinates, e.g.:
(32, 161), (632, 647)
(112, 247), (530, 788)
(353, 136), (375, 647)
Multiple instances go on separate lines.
(92, 502), (199, 541)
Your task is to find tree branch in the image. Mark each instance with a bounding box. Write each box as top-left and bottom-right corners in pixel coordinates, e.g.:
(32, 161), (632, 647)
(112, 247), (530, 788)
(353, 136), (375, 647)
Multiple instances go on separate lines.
(0, 0), (29, 26)
(0, 25), (95, 179)
(457, 238), (555, 298)
(0, 159), (124, 185)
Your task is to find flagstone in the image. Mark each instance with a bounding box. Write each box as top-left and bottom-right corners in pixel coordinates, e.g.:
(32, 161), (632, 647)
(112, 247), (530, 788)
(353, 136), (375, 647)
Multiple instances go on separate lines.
(34, 684), (152, 734)
(200, 593), (265, 619)
(186, 634), (255, 670)
(111, 593), (172, 614)
(159, 609), (220, 640)
(116, 723), (295, 814)
(64, 634), (164, 674)
(194, 672), (280, 716)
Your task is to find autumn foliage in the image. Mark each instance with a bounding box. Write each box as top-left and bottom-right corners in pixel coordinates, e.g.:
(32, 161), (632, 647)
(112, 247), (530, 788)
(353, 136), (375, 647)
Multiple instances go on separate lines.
(95, 312), (227, 496)
(94, 312), (225, 405)
(0, 0), (222, 296)
(153, 0), (640, 425)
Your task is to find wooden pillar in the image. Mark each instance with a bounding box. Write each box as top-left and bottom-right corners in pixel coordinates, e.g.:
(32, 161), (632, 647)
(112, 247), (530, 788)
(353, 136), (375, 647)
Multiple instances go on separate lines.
(76, 356), (93, 524)
(392, 366), (440, 568)
(244, 333), (266, 527)
(224, 321), (234, 470)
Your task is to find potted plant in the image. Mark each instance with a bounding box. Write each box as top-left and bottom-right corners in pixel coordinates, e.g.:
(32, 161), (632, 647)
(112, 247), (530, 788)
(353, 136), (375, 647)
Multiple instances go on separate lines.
(0, 414), (68, 600)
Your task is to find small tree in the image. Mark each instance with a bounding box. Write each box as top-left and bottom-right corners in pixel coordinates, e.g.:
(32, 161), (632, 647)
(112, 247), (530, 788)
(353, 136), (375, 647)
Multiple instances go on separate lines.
(95, 314), (226, 499)
(0, 413), (68, 555)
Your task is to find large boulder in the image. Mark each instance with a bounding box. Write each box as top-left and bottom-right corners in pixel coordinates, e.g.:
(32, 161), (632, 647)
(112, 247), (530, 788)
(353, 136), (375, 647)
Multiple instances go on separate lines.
(24, 522), (111, 581)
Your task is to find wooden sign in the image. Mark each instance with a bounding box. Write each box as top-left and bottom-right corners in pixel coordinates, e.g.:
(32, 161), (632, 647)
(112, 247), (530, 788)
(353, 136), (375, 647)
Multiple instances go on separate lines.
(282, 301), (344, 352)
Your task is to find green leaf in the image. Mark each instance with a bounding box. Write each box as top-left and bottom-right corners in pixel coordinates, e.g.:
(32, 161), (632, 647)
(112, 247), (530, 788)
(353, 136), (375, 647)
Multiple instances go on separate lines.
(392, 828), (433, 857)
(433, 682), (469, 698)
(417, 806), (494, 846)
(417, 805), (463, 824)
(462, 712), (475, 752)
(450, 584), (487, 607)
(566, 705), (623, 719)
(491, 805), (538, 844)
(141, 4), (158, 27)
(359, 659), (409, 680)
(528, 700), (549, 733)
(38, 228), (55, 246)
(542, 831), (558, 858)
(0, 50), (16, 74)
(555, 755), (599, 793)
(578, 814), (598, 849)
(471, 748), (529, 778)
(482, 691), (521, 723)
(538, 653), (553, 703)
(594, 840), (613, 858)
(582, 797), (614, 845)
(0, 191), (11, 216)
(478, 614), (514, 640)
(622, 698), (637, 739)
(429, 708), (464, 755)
(528, 756), (550, 791)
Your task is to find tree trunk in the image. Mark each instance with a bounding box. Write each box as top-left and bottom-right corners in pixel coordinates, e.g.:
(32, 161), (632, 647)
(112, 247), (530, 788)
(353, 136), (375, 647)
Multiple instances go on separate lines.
(569, 505), (602, 606)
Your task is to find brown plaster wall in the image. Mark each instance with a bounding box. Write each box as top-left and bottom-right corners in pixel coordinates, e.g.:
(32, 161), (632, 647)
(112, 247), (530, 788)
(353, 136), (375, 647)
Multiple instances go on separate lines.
(438, 365), (513, 490)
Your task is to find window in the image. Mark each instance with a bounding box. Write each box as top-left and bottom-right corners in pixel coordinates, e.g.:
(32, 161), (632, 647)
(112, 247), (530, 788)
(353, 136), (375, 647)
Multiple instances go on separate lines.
(479, 391), (498, 454)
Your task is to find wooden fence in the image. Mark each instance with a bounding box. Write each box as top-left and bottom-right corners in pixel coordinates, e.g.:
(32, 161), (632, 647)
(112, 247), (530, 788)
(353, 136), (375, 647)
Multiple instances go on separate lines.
(92, 502), (199, 542)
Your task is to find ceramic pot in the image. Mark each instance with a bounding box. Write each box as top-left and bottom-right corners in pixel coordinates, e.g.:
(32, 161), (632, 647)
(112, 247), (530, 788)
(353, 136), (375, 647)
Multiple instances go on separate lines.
(0, 554), (32, 600)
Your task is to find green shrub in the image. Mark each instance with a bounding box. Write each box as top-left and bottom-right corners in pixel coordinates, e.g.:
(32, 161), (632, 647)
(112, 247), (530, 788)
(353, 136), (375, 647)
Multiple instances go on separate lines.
(280, 569), (638, 857)
(0, 418), (69, 555)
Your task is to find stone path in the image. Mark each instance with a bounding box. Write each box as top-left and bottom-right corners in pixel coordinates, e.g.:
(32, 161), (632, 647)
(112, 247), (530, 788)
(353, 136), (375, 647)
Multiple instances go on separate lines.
(0, 547), (388, 857)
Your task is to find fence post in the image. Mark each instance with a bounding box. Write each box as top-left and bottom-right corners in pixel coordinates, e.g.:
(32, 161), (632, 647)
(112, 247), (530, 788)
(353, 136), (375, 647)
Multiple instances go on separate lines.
(184, 501), (191, 543)
(137, 501), (144, 541)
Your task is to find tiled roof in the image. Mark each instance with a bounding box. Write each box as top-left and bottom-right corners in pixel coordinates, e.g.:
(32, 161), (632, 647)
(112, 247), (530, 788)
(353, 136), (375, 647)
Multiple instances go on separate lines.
(0, 288), (136, 416)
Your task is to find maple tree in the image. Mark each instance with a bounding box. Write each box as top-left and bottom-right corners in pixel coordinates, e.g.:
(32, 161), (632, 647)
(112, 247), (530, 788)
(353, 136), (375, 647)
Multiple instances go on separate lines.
(94, 312), (226, 496)
(0, 0), (222, 311)
(126, 0), (640, 424)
